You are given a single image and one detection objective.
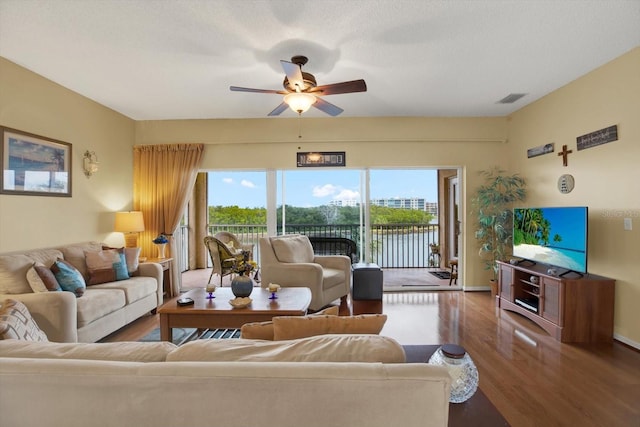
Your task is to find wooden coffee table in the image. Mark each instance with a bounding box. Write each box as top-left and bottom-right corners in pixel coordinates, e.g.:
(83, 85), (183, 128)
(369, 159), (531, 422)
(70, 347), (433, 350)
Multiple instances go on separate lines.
(158, 287), (312, 342)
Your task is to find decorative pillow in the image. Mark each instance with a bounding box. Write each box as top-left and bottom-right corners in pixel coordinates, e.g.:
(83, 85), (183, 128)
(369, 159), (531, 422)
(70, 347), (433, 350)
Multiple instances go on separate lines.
(123, 247), (141, 274)
(33, 265), (61, 291)
(103, 246), (140, 274)
(241, 306), (339, 340)
(270, 234), (315, 263)
(85, 250), (130, 285)
(0, 299), (49, 341)
(26, 263), (49, 292)
(167, 334), (405, 363)
(50, 259), (86, 297)
(272, 313), (387, 341)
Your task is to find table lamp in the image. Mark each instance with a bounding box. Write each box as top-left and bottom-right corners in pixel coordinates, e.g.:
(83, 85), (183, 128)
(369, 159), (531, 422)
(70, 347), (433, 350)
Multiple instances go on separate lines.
(114, 211), (145, 248)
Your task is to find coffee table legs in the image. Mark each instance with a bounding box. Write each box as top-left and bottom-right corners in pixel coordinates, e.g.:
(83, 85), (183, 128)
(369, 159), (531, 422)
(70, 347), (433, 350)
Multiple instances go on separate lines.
(160, 314), (172, 342)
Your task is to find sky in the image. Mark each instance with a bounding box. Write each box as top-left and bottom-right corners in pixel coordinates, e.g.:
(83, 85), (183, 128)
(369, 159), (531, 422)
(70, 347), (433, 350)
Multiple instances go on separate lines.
(208, 169), (438, 208)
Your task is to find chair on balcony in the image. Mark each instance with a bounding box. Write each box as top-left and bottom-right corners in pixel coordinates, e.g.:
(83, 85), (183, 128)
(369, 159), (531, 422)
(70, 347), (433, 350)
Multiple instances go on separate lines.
(259, 234), (351, 312)
(204, 236), (244, 286)
(214, 231), (254, 261)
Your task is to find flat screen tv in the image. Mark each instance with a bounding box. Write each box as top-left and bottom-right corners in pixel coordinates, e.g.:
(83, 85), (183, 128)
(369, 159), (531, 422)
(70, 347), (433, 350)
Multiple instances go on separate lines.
(513, 206), (588, 274)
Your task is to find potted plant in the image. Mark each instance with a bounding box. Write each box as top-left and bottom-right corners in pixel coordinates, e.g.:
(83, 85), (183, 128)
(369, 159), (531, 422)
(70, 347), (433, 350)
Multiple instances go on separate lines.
(471, 167), (526, 296)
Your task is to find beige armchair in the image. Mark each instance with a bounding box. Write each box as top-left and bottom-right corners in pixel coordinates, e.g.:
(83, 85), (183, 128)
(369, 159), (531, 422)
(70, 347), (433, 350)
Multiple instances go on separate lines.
(204, 236), (244, 286)
(259, 234), (351, 311)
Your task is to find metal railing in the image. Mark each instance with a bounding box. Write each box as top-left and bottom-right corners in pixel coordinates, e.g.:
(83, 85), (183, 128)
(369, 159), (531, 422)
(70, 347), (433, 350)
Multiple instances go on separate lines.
(199, 223), (439, 269)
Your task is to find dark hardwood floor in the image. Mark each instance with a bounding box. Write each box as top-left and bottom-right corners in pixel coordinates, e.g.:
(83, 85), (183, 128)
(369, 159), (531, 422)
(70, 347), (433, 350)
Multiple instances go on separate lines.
(104, 271), (640, 427)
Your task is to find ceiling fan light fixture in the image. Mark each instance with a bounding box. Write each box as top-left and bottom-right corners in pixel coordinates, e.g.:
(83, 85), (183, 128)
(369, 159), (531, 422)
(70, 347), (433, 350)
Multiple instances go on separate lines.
(284, 92), (316, 114)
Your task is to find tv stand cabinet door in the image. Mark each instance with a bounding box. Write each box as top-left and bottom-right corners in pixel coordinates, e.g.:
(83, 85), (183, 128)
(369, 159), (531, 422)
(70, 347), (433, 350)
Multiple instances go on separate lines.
(498, 263), (513, 302)
(541, 277), (562, 325)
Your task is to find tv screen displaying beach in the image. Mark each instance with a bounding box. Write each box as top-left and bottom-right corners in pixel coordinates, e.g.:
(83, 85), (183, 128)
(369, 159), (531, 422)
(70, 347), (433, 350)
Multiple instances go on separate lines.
(513, 207), (588, 273)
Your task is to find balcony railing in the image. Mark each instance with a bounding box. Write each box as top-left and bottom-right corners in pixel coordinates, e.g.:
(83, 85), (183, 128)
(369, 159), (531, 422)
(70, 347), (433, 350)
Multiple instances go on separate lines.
(199, 223), (439, 269)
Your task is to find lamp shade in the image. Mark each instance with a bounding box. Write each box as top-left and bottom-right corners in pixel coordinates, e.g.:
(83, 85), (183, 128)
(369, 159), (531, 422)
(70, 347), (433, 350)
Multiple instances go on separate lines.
(114, 211), (145, 232)
(114, 211), (145, 248)
(284, 92), (316, 114)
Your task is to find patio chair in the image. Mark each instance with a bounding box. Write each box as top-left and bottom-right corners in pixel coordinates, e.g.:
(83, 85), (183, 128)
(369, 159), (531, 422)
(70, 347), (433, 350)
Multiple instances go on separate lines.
(204, 236), (244, 286)
(214, 231), (254, 261)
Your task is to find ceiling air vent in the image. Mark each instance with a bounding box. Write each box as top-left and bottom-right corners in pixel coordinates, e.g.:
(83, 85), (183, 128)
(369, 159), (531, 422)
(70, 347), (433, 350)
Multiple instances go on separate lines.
(497, 93), (527, 104)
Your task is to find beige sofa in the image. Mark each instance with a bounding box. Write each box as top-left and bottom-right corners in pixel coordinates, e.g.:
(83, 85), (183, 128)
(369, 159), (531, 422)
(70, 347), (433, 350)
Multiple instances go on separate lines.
(0, 242), (163, 342)
(0, 335), (451, 427)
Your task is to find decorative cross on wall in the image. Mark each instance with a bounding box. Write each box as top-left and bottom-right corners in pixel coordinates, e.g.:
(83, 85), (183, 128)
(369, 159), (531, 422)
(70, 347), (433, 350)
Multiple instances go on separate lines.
(558, 144), (573, 167)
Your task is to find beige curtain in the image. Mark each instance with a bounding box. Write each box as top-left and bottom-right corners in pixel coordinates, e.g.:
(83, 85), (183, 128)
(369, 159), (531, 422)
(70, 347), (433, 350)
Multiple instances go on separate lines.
(133, 144), (204, 297)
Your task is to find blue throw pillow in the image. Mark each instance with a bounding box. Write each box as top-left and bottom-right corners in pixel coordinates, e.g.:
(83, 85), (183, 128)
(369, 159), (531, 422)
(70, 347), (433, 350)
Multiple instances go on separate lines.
(113, 252), (129, 281)
(51, 260), (86, 297)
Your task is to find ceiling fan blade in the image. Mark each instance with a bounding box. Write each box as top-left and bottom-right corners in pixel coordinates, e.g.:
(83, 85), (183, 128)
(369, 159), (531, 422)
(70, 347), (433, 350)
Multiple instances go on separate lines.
(313, 97), (344, 116)
(268, 102), (289, 116)
(309, 79), (367, 95)
(230, 86), (287, 94)
(280, 60), (304, 91)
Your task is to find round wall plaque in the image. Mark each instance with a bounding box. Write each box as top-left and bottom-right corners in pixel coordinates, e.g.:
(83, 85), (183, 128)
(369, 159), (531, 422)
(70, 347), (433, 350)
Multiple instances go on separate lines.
(557, 174), (575, 194)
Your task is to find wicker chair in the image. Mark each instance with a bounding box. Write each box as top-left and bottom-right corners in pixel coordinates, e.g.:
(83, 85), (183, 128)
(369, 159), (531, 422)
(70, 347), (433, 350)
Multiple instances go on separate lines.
(203, 236), (244, 286)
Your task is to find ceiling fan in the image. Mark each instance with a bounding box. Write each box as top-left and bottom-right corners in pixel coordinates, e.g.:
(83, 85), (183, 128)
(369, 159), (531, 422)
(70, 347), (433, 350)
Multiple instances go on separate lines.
(230, 55), (367, 117)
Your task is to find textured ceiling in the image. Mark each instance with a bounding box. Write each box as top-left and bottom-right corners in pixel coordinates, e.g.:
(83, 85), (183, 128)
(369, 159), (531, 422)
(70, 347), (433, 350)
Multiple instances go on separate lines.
(1, 0), (639, 120)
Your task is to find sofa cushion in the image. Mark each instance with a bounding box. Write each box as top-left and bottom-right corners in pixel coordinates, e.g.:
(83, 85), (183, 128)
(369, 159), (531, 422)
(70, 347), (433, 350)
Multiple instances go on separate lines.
(240, 306), (340, 340)
(167, 334), (405, 363)
(50, 259), (86, 297)
(85, 249), (129, 285)
(0, 340), (177, 362)
(76, 289), (126, 327)
(88, 276), (156, 305)
(270, 235), (314, 263)
(272, 314), (387, 341)
(322, 267), (346, 290)
(0, 299), (49, 341)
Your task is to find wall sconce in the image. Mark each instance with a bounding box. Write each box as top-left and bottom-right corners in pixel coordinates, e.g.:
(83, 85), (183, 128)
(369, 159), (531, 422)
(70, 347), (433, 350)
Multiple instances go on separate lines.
(83, 150), (99, 178)
(114, 211), (145, 248)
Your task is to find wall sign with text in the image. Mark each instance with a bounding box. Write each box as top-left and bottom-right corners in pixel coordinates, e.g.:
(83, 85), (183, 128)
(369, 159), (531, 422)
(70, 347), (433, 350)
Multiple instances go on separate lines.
(297, 151), (346, 167)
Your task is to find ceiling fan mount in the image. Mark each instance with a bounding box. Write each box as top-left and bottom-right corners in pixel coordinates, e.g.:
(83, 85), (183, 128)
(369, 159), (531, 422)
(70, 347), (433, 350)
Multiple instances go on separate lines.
(230, 54), (367, 116)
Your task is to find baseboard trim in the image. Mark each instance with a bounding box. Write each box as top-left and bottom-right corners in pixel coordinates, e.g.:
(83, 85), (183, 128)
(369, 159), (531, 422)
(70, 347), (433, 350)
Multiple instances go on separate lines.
(614, 333), (640, 351)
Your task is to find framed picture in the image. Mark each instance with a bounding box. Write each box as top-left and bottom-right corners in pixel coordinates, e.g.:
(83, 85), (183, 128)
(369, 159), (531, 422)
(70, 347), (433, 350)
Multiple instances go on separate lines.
(1, 126), (72, 197)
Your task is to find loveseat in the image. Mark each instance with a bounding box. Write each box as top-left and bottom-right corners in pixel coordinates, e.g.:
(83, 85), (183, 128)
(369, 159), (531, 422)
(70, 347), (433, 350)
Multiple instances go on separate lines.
(0, 335), (452, 427)
(0, 242), (163, 342)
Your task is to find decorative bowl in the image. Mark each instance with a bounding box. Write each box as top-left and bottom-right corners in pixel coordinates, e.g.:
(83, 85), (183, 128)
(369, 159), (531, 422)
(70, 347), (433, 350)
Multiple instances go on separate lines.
(229, 297), (252, 308)
(267, 283), (281, 293)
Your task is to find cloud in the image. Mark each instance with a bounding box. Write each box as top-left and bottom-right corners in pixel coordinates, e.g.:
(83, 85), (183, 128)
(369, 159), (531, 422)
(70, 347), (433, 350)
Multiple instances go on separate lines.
(241, 179), (256, 188)
(312, 184), (338, 198)
(222, 178), (233, 184)
(334, 189), (360, 200)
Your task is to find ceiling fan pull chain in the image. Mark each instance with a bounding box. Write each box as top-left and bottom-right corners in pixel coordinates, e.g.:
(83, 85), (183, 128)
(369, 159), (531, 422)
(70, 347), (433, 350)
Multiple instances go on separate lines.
(298, 113), (303, 138)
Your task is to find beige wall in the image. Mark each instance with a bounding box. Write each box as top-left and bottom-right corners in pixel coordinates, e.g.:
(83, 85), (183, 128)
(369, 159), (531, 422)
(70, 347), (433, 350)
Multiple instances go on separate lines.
(0, 58), (136, 251)
(506, 47), (640, 345)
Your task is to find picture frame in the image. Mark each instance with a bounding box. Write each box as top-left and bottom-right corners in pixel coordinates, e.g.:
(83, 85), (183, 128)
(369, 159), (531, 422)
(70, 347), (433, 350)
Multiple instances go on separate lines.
(1, 126), (72, 197)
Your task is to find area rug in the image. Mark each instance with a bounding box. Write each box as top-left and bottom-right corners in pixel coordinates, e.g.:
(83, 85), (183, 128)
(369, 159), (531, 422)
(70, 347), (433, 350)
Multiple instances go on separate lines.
(140, 327), (240, 345)
(429, 270), (451, 280)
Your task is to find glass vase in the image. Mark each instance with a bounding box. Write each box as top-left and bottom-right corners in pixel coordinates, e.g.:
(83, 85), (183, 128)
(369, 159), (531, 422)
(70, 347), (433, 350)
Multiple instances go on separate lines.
(428, 344), (479, 403)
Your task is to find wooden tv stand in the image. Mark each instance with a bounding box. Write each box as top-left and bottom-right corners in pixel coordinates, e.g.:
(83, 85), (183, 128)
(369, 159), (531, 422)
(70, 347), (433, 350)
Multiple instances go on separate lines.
(496, 261), (615, 343)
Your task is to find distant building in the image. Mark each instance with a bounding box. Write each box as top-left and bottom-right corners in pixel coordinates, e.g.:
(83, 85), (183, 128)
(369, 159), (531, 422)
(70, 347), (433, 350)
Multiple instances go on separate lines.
(330, 197), (438, 215)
